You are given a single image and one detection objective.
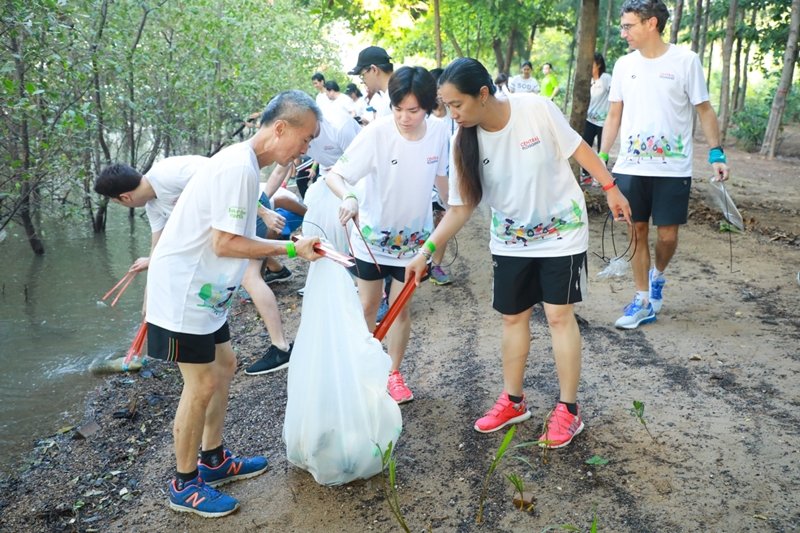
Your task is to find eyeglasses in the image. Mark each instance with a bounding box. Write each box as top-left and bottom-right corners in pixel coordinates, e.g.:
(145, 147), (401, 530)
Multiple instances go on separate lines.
(620, 21), (643, 32)
(359, 66), (372, 80)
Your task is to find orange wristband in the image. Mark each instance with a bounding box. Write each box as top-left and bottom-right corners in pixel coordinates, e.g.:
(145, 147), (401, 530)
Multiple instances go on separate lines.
(602, 179), (617, 192)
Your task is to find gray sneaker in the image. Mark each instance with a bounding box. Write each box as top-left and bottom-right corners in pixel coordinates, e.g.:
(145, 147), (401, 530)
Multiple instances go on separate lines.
(614, 296), (656, 329)
(262, 266), (292, 284)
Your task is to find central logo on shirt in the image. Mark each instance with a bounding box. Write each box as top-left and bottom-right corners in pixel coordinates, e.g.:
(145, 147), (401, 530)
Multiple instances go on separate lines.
(659, 72), (675, 80)
(391, 159), (398, 165)
(483, 158), (490, 165)
(426, 155), (439, 165)
(520, 136), (541, 150)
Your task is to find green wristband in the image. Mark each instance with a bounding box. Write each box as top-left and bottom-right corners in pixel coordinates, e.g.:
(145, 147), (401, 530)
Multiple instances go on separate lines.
(286, 241), (297, 258)
(598, 152), (609, 163)
(424, 240), (436, 254)
(343, 192), (358, 202)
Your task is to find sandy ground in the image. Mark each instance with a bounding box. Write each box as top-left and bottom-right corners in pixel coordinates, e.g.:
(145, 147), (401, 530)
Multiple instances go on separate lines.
(0, 140), (798, 533)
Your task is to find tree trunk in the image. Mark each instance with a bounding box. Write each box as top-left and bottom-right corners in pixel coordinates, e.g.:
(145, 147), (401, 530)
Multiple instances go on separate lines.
(505, 27), (517, 74)
(562, 9), (581, 114)
(569, 0), (600, 137)
(92, 0), (111, 167)
(699, 0), (710, 66)
(492, 38), (505, 74)
(718, 0), (739, 144)
(670, 0), (684, 44)
(731, 9), (744, 115)
(603, 0), (613, 57)
(127, 6), (152, 166)
(19, 183), (44, 255)
(445, 29), (464, 58)
(690, 0), (702, 53)
(760, 0), (800, 158)
(737, 9), (756, 113)
(433, 0), (442, 67)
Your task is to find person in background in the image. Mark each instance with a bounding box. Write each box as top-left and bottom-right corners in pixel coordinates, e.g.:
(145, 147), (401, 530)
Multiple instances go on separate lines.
(494, 73), (511, 97)
(508, 60), (540, 94)
(580, 52), (613, 185)
(345, 83), (369, 124)
(326, 66), (450, 405)
(143, 90), (322, 517)
(324, 80), (356, 117)
(600, 0), (730, 330)
(407, 57), (630, 448)
(540, 62), (560, 99)
(349, 45), (394, 118)
(311, 72), (329, 111)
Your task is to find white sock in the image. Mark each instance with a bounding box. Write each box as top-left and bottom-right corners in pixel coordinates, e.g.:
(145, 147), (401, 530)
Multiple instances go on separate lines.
(652, 268), (664, 279)
(636, 290), (649, 303)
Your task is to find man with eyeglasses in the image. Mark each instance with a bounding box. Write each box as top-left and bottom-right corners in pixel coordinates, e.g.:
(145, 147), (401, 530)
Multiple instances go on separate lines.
(599, 0), (730, 330)
(348, 46), (394, 120)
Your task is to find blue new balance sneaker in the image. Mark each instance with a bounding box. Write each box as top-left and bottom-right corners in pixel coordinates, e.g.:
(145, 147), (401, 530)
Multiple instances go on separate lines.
(198, 449), (268, 487)
(168, 476), (239, 518)
(614, 296), (656, 329)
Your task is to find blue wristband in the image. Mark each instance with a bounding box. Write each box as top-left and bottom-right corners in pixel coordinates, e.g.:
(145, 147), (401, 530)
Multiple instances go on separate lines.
(709, 147), (726, 164)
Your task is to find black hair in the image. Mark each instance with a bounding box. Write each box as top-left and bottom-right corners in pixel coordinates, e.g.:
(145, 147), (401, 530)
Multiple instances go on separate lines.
(375, 63), (393, 74)
(345, 83), (363, 98)
(621, 0), (670, 34)
(521, 61), (533, 69)
(94, 164), (142, 198)
(259, 90), (322, 127)
(543, 62), (553, 70)
(311, 72), (325, 82)
(323, 80), (340, 92)
(387, 66), (437, 114)
(429, 67), (444, 82)
(438, 57), (496, 207)
(594, 52), (607, 75)
(494, 72), (509, 85)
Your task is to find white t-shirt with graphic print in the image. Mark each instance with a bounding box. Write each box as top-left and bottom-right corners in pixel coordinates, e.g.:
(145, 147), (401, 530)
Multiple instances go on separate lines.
(609, 44), (709, 177)
(144, 155), (207, 232)
(146, 142), (259, 335)
(331, 114), (449, 266)
(448, 94), (587, 258)
(509, 75), (540, 94)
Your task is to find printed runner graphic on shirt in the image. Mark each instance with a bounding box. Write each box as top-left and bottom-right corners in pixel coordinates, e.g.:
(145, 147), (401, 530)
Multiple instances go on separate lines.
(624, 133), (687, 163)
(197, 283), (237, 316)
(359, 224), (431, 258)
(491, 200), (584, 247)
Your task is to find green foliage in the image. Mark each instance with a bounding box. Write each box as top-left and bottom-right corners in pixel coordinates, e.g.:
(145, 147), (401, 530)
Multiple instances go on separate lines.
(477, 424), (517, 524)
(378, 441), (410, 533)
(629, 400), (656, 442)
(730, 77), (799, 152)
(585, 455), (610, 466)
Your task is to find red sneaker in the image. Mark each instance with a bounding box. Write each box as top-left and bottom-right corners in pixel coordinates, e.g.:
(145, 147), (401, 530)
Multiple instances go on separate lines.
(538, 403), (584, 448)
(474, 392), (531, 433)
(387, 370), (414, 404)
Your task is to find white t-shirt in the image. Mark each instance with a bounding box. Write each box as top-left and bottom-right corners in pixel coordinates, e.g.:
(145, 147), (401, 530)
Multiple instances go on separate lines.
(144, 156), (207, 232)
(315, 92), (330, 112)
(449, 94), (587, 258)
(609, 44), (709, 177)
(146, 142), (259, 334)
(331, 114), (449, 266)
(307, 105), (360, 174)
(330, 93), (356, 116)
(368, 90), (392, 118)
(509, 75), (540, 94)
(587, 72), (612, 127)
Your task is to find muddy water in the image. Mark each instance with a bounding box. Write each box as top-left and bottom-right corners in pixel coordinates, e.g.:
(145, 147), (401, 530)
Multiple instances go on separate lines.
(0, 205), (150, 475)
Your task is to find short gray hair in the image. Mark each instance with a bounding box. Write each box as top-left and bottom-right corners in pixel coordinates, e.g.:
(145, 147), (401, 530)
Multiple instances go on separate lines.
(259, 90), (322, 127)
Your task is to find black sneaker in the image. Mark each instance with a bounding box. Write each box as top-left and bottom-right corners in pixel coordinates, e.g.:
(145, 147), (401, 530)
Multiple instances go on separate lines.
(263, 266), (292, 284)
(244, 343), (293, 375)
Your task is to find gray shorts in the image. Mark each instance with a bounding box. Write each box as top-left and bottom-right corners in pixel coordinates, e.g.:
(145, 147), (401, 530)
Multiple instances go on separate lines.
(614, 174), (691, 226)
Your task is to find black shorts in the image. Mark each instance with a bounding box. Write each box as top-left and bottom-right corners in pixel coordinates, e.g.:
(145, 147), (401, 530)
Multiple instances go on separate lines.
(146, 322), (231, 364)
(614, 174), (691, 226)
(492, 253), (586, 315)
(348, 257), (429, 283)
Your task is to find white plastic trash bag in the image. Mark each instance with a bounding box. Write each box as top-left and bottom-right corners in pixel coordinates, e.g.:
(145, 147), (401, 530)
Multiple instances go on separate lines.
(283, 259), (402, 485)
(303, 178), (350, 255)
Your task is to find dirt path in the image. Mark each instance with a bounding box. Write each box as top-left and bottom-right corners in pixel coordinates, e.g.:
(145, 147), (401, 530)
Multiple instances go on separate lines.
(1, 142), (798, 533)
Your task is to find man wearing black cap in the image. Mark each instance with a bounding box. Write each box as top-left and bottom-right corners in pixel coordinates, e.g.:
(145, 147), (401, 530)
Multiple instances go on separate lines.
(348, 45), (393, 119)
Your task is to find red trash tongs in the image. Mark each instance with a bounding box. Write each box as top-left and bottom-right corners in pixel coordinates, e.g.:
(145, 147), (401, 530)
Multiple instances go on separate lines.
(122, 320), (148, 369)
(373, 280), (417, 341)
(292, 236), (355, 267)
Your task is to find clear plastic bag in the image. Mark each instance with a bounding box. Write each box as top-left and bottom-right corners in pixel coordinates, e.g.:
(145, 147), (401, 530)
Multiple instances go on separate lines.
(596, 256), (630, 279)
(707, 179), (744, 231)
(283, 259), (402, 485)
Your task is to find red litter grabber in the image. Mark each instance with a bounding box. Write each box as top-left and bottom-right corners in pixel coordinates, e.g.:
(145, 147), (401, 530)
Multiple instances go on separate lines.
(292, 236), (355, 267)
(373, 280), (417, 341)
(122, 320), (148, 370)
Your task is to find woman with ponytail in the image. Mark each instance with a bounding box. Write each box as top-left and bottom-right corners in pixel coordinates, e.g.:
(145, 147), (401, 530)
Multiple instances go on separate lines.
(406, 57), (631, 448)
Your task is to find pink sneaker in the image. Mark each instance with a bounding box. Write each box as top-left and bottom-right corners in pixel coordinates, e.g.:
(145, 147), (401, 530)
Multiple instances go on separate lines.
(387, 371), (414, 404)
(538, 403), (584, 448)
(474, 392), (531, 433)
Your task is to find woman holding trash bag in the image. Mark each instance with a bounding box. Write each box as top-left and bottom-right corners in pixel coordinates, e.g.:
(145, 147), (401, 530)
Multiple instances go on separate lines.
(406, 57), (631, 448)
(326, 66), (450, 404)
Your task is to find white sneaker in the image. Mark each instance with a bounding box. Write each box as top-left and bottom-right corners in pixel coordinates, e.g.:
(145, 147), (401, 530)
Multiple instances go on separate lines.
(649, 268), (666, 314)
(615, 296), (656, 329)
